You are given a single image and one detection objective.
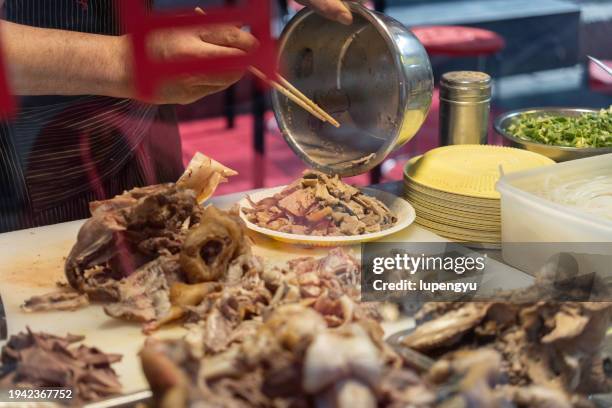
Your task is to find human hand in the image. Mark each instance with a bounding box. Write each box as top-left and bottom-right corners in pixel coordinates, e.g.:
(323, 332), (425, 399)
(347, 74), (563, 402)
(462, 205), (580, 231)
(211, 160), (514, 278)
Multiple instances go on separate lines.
(296, 0), (353, 25)
(125, 24), (258, 105)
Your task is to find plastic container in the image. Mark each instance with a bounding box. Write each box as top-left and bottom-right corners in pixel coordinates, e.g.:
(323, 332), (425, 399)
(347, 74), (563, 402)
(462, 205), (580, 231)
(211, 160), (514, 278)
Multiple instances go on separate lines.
(496, 154), (612, 274)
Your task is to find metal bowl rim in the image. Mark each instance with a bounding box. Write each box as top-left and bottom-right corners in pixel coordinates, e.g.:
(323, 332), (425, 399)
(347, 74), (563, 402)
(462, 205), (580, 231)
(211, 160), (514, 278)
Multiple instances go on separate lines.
(271, 3), (413, 175)
(494, 107), (612, 152)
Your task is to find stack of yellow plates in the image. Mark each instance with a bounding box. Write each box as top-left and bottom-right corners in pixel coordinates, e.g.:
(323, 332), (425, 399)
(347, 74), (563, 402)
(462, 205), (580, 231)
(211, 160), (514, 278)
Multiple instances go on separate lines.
(403, 145), (554, 246)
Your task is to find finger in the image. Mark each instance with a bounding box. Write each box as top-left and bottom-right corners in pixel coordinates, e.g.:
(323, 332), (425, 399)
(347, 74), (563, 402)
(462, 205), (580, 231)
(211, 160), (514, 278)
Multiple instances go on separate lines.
(193, 39), (248, 59)
(198, 26), (259, 52)
(187, 40), (249, 86)
(176, 84), (234, 105)
(298, 0), (353, 25)
(198, 72), (243, 87)
(189, 67), (245, 87)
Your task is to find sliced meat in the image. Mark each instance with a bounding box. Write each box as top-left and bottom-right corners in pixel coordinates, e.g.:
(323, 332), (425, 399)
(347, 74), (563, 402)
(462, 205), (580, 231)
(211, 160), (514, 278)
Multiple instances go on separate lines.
(0, 329), (122, 405)
(242, 170), (396, 236)
(277, 188), (316, 217)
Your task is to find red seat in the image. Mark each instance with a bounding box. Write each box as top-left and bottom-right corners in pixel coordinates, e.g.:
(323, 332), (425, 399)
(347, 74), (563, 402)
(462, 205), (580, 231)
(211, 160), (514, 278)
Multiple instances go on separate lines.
(411, 25), (505, 57)
(288, 0), (375, 12)
(589, 59), (612, 93)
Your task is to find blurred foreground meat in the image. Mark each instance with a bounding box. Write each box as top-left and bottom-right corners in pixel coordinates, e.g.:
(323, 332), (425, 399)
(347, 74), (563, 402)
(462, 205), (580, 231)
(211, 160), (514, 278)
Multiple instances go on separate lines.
(243, 170), (397, 236)
(403, 294), (612, 406)
(0, 329), (122, 405)
(141, 304), (435, 408)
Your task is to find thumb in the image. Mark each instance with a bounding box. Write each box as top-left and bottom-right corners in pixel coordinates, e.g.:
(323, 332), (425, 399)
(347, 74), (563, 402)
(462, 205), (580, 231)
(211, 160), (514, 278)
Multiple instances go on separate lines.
(297, 0), (353, 25)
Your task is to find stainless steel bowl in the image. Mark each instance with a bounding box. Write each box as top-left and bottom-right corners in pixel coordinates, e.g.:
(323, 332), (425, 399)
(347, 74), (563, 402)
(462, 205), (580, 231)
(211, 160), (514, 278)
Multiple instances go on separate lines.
(494, 107), (612, 162)
(272, 3), (433, 176)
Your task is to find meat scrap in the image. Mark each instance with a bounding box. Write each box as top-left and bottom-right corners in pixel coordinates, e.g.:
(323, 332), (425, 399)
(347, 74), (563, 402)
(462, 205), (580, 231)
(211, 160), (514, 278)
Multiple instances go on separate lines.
(0, 329), (122, 405)
(243, 170), (397, 236)
(176, 152), (238, 204)
(21, 291), (89, 312)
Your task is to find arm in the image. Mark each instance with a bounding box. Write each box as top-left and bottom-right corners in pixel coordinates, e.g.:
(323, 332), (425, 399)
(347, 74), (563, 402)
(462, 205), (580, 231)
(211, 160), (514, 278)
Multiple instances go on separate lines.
(0, 20), (257, 104)
(0, 20), (130, 98)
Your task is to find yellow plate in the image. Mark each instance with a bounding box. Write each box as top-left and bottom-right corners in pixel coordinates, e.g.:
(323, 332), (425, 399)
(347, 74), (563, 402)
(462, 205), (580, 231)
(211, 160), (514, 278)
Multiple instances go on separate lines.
(403, 146), (554, 199)
(404, 181), (501, 210)
(239, 186), (416, 247)
(416, 219), (501, 244)
(416, 216), (501, 240)
(405, 191), (501, 221)
(412, 204), (500, 230)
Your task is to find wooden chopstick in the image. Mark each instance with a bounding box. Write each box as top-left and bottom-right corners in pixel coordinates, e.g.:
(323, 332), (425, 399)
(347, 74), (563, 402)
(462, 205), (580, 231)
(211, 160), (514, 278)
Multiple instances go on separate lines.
(194, 7), (340, 128)
(274, 74), (340, 127)
(248, 67), (326, 123)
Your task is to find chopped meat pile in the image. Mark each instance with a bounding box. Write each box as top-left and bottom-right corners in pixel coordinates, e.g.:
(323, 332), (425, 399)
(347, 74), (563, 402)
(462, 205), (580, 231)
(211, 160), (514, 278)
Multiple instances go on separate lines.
(64, 183), (201, 300)
(27, 182), (258, 331)
(402, 298), (612, 407)
(24, 176), (377, 336)
(140, 249), (612, 408)
(179, 248), (377, 353)
(243, 170), (397, 236)
(0, 329), (122, 405)
(139, 249), (434, 407)
(141, 304), (437, 408)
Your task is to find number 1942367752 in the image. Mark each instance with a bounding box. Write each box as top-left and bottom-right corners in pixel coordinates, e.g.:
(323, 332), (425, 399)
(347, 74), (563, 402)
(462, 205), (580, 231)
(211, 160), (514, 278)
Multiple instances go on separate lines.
(3, 388), (73, 402)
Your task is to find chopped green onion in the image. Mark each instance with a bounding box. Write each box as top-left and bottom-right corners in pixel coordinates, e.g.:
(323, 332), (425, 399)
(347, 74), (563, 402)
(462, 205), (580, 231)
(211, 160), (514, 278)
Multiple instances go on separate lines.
(507, 107), (612, 148)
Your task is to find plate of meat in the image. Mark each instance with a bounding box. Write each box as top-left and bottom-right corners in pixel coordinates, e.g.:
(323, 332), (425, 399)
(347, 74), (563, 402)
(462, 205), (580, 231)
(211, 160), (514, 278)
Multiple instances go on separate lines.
(239, 171), (416, 246)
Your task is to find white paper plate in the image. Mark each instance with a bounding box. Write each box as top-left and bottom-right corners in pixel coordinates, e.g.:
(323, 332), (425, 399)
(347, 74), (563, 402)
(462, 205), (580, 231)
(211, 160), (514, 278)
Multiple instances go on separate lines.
(239, 186), (416, 246)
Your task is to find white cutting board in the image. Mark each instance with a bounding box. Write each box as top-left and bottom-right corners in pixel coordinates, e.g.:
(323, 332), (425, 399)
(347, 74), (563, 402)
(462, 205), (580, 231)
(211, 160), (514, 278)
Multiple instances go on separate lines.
(0, 189), (448, 393)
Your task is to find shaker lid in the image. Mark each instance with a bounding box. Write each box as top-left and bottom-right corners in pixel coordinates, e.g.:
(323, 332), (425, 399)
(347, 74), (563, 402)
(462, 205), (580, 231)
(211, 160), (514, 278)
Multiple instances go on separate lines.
(441, 71), (491, 87)
(440, 71), (491, 100)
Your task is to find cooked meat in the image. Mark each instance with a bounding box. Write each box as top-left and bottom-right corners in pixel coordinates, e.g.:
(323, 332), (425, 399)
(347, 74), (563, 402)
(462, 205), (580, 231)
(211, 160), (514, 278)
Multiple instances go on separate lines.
(180, 206), (251, 283)
(120, 246), (370, 369)
(404, 299), (612, 405)
(424, 348), (595, 408)
(243, 170), (396, 236)
(278, 188), (316, 217)
(402, 303), (490, 351)
(138, 248), (605, 408)
(21, 291), (89, 312)
(0, 329), (122, 405)
(42, 180), (260, 331)
(103, 255), (179, 323)
(65, 184), (198, 300)
(141, 304), (435, 408)
(178, 249), (367, 354)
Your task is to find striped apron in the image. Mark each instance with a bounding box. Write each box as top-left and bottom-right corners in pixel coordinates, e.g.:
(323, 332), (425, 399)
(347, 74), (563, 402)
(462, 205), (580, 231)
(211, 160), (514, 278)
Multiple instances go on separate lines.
(0, 0), (184, 233)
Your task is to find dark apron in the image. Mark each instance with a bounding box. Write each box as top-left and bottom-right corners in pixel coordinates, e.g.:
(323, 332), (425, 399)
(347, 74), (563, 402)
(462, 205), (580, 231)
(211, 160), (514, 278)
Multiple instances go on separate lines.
(0, 0), (184, 233)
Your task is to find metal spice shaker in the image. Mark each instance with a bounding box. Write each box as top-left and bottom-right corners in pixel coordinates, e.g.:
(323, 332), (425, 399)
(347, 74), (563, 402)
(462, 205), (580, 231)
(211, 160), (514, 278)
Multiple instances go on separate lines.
(439, 71), (492, 146)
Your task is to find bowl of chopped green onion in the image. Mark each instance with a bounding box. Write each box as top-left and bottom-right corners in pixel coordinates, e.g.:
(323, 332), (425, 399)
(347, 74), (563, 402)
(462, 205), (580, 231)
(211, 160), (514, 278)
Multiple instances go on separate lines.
(494, 107), (612, 162)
